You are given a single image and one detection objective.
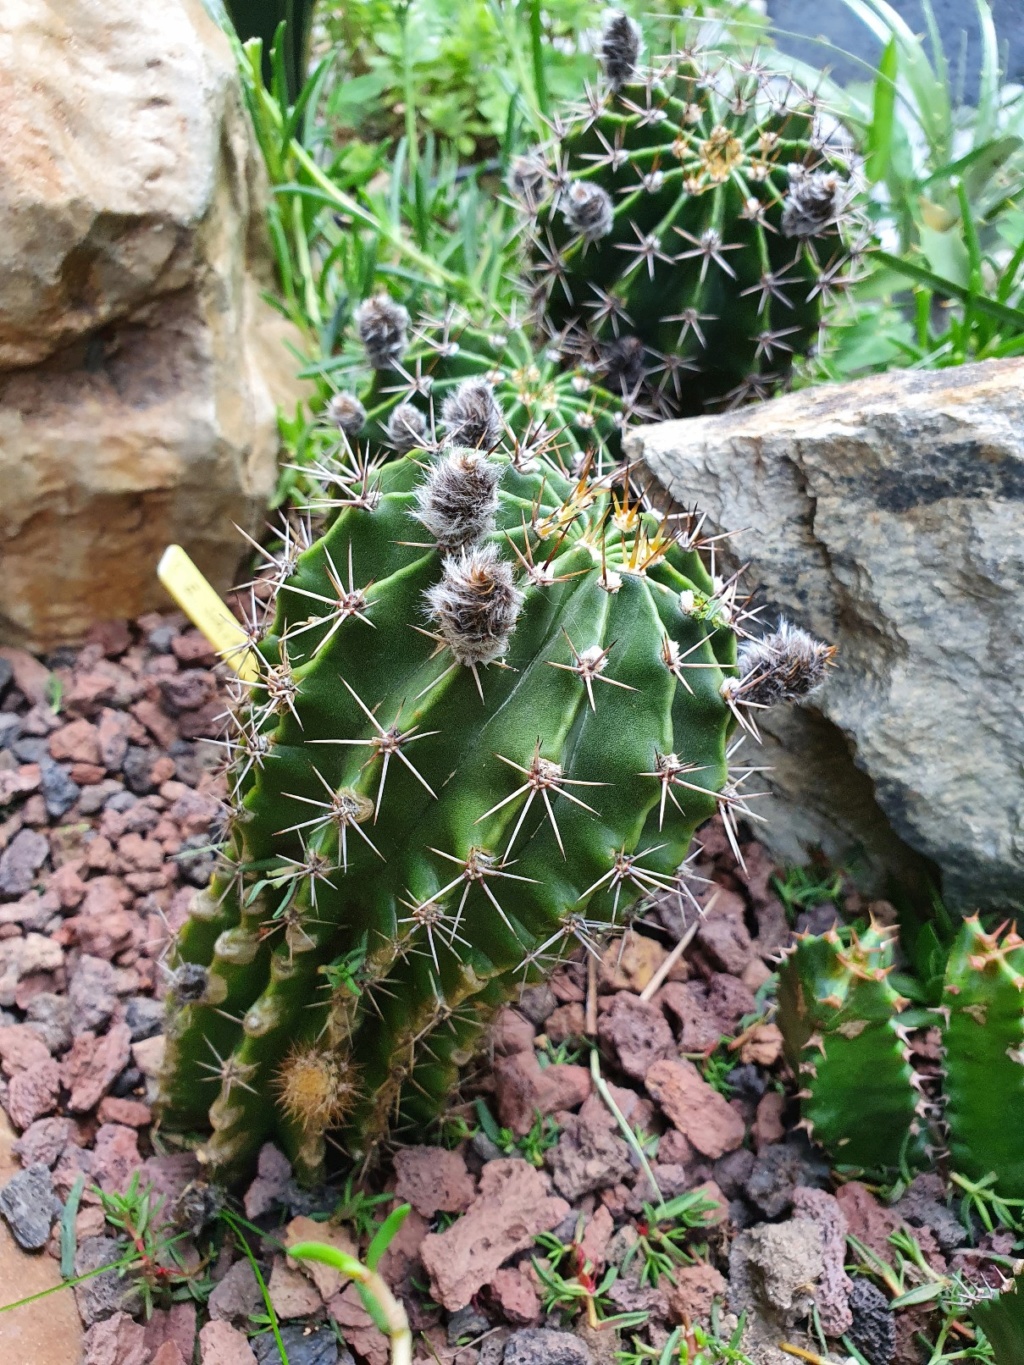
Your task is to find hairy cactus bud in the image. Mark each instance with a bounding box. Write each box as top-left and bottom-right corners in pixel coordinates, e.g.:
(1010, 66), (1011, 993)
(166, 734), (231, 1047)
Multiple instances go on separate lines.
(734, 621), (836, 705)
(385, 402), (429, 453)
(781, 167), (848, 238)
(441, 378), (503, 449)
(508, 154), (548, 210)
(415, 448), (501, 550)
(600, 10), (643, 91)
(425, 543), (524, 666)
(325, 392), (367, 436)
(355, 294), (410, 368)
(562, 180), (615, 242)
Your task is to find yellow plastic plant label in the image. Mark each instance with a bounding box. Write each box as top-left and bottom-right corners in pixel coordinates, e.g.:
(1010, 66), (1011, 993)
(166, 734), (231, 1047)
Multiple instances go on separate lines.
(157, 545), (259, 681)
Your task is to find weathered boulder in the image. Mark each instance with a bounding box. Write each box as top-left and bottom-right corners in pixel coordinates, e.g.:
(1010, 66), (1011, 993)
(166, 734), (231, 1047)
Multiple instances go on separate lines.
(0, 0), (306, 647)
(628, 358), (1024, 913)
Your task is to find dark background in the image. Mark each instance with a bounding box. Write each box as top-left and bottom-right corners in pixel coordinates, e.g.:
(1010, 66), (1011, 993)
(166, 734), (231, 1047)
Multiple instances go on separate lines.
(767, 0), (1023, 99)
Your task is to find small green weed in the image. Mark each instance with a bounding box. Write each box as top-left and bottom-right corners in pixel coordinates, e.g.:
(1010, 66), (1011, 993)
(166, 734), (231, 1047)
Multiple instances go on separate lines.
(618, 1314), (754, 1365)
(474, 1098), (560, 1167)
(622, 1192), (721, 1289)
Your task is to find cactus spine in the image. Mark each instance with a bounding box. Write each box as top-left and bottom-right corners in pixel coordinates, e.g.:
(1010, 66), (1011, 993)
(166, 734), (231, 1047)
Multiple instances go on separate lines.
(779, 917), (1024, 1196)
(519, 15), (859, 417)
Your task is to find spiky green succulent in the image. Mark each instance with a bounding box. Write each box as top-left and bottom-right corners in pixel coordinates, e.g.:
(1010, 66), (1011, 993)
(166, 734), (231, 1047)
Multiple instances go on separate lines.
(157, 379), (834, 1183)
(973, 1275), (1024, 1364)
(517, 12), (860, 416)
(779, 917), (1024, 1196)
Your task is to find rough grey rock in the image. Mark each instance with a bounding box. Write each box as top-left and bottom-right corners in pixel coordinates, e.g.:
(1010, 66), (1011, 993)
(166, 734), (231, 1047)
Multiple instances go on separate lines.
(74, 1235), (143, 1324)
(0, 1163), (61, 1250)
(630, 358), (1024, 911)
(252, 1324), (339, 1365)
(0, 0), (308, 649)
(729, 1218), (824, 1365)
(504, 1329), (593, 1365)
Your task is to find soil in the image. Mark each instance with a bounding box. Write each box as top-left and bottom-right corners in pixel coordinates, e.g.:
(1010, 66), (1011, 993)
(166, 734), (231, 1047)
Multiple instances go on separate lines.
(0, 617), (1002, 1365)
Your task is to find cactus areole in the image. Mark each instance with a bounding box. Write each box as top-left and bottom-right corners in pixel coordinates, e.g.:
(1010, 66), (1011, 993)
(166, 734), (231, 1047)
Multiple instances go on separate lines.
(155, 395), (832, 1182)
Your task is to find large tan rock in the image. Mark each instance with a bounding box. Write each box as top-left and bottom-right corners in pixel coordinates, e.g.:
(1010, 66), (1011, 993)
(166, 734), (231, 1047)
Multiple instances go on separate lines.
(0, 0), (306, 647)
(628, 358), (1024, 913)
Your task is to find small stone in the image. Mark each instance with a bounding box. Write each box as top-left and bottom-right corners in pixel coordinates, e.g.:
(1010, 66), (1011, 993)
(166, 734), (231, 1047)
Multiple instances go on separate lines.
(394, 1146), (477, 1218)
(753, 1092), (786, 1149)
(448, 1305), (492, 1345)
(516, 984), (557, 1026)
(645, 1059), (746, 1159)
(694, 911), (754, 975)
(0, 1022), (52, 1073)
(599, 934), (668, 993)
(0, 1162), (61, 1250)
(39, 757), (80, 818)
(91, 1124), (142, 1193)
(738, 1023), (784, 1067)
(70, 955), (120, 1033)
(504, 1328), (593, 1365)
(252, 1323), (338, 1365)
(744, 1140), (830, 1219)
(131, 1033), (166, 1078)
(666, 1264), (727, 1325)
(489, 1266), (542, 1326)
(0, 649), (50, 707)
(847, 1278), (896, 1365)
(49, 720), (102, 767)
(545, 1114), (633, 1201)
(74, 1236), (143, 1324)
(209, 1258), (263, 1323)
(597, 993), (674, 1081)
(494, 1052), (591, 1136)
(97, 1096), (152, 1127)
(12, 1116), (72, 1168)
(544, 1004), (586, 1046)
(421, 1159), (570, 1311)
(267, 1255), (322, 1319)
(199, 1320), (258, 1365)
(125, 995), (164, 1042)
(6, 1057), (61, 1128)
(122, 747), (159, 795)
(80, 1311), (149, 1365)
(492, 1006), (536, 1056)
(0, 829), (48, 896)
(62, 1024), (132, 1113)
(283, 1217), (358, 1300)
(329, 1283), (387, 1365)
(243, 1142), (292, 1219)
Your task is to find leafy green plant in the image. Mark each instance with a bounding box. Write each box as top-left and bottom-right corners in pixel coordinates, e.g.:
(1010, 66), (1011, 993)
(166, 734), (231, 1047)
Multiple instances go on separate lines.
(534, 1224), (649, 1330)
(772, 864), (845, 924)
(474, 1098), (561, 1167)
(96, 1175), (211, 1317)
(622, 1193), (720, 1287)
(817, 0), (1024, 377)
(618, 1315), (754, 1365)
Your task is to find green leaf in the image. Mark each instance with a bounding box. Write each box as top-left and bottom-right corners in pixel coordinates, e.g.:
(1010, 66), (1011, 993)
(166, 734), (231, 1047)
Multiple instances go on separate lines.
(866, 38), (899, 183)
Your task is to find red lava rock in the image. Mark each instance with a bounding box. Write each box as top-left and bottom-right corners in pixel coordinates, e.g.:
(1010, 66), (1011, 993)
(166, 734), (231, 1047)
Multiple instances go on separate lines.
(142, 1301), (197, 1364)
(98, 1096), (152, 1127)
(159, 670), (217, 713)
(753, 1091), (786, 1149)
(739, 1023), (784, 1067)
(138, 1151), (202, 1207)
(378, 1205), (429, 1285)
(0, 1021), (53, 1073)
(491, 1006), (536, 1056)
(835, 1180), (903, 1260)
(0, 647), (51, 705)
(12, 1115), (72, 1167)
(494, 1051), (591, 1136)
(96, 710), (131, 770)
(130, 700), (177, 749)
(691, 1180), (729, 1225)
(62, 1023), (132, 1113)
(420, 1158), (570, 1310)
(544, 1003), (586, 1045)
(597, 992), (675, 1081)
(657, 1128), (695, 1165)
(666, 1263), (727, 1325)
(6, 1056), (61, 1128)
(656, 982), (725, 1052)
(81, 1309), (149, 1365)
(394, 1146), (477, 1218)
(329, 1283), (390, 1365)
(599, 933), (669, 993)
(578, 1204), (614, 1271)
(172, 631), (218, 665)
(0, 764), (42, 806)
(645, 1058), (746, 1159)
(49, 860), (87, 908)
(545, 1113), (633, 1200)
(49, 719), (103, 766)
(117, 832), (164, 872)
(85, 620), (133, 659)
(267, 1256), (322, 1320)
(65, 670), (118, 714)
(168, 788), (222, 837)
(151, 1344), (187, 1365)
(74, 882), (136, 960)
(489, 1265), (542, 1325)
(198, 1320), (258, 1365)
(694, 909), (755, 974)
(243, 1142), (292, 1219)
(208, 1260), (262, 1324)
(91, 1123), (142, 1193)
(85, 836), (117, 872)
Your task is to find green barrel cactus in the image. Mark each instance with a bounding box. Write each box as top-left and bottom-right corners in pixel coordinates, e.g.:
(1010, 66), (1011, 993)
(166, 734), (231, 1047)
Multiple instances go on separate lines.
(779, 917), (1024, 1196)
(973, 1276), (1024, 1365)
(518, 11), (858, 416)
(157, 383), (833, 1183)
(315, 299), (626, 474)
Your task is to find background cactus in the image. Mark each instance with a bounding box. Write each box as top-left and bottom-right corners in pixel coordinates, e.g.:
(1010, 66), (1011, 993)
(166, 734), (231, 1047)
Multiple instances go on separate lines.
(518, 12), (860, 416)
(157, 372), (836, 1182)
(779, 917), (1024, 1196)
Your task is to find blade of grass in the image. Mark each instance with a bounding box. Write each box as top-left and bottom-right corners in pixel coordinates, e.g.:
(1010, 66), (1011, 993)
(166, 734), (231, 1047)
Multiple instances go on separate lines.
(871, 248), (1024, 331)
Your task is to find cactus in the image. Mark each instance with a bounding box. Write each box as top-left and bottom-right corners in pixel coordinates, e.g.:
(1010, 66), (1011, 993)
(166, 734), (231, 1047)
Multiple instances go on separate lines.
(517, 12), (859, 417)
(156, 378), (836, 1183)
(779, 917), (1024, 1196)
(973, 1276), (1024, 1365)
(315, 302), (628, 475)
(777, 924), (927, 1170)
